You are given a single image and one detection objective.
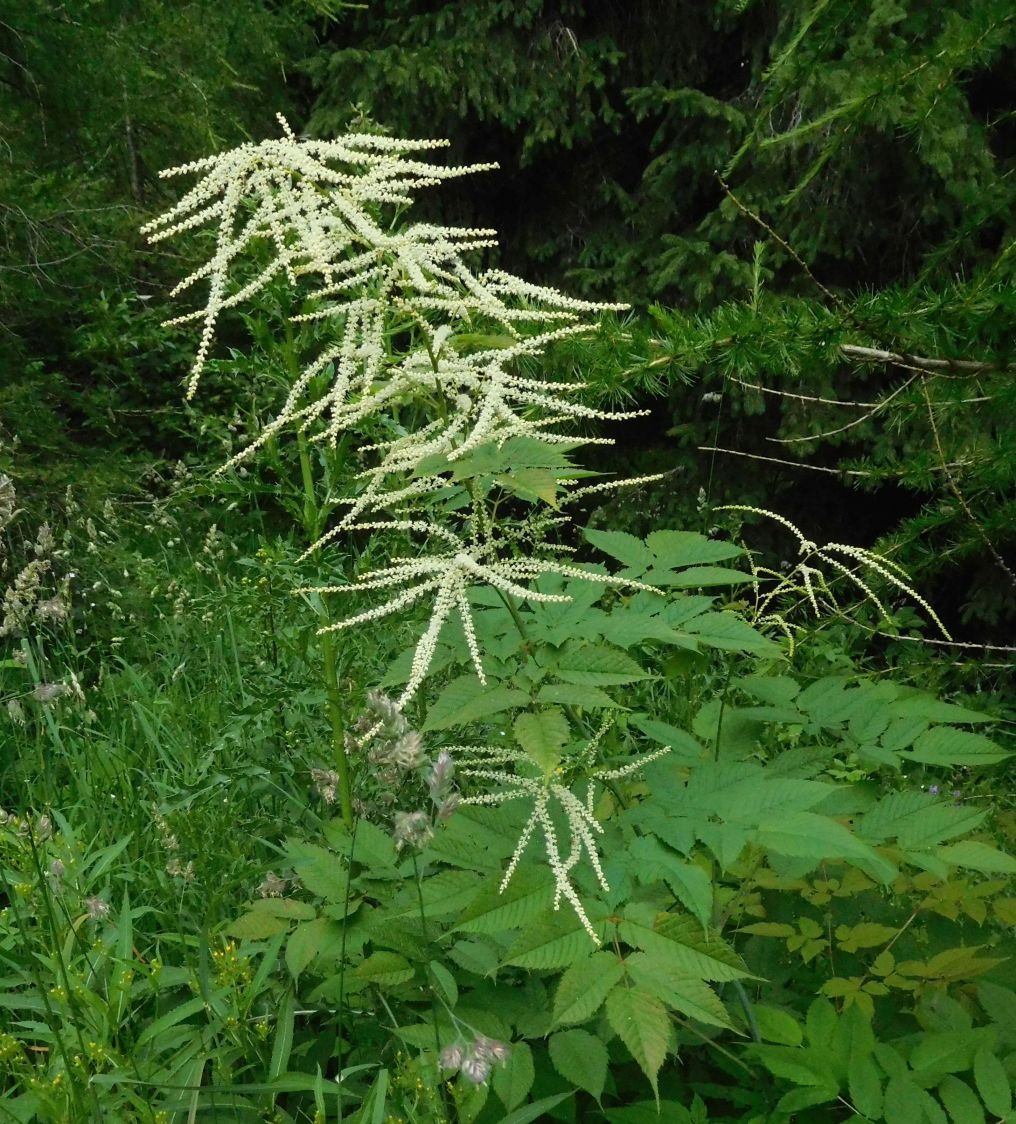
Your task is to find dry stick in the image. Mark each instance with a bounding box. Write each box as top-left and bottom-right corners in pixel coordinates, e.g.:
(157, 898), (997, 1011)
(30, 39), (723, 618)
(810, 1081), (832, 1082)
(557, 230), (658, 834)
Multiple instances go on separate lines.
(734, 377), (991, 407)
(729, 377), (880, 408)
(920, 377), (1016, 591)
(698, 446), (872, 477)
(766, 372), (920, 444)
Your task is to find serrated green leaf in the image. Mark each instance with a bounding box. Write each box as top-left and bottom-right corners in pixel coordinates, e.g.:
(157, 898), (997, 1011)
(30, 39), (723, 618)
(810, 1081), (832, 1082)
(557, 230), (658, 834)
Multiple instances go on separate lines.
(354, 951), (415, 989)
(227, 910), (292, 940)
(753, 811), (897, 883)
(937, 840), (1016, 874)
(937, 1076), (985, 1124)
(418, 871), (484, 917)
(549, 1029), (607, 1100)
(859, 792), (987, 849)
(631, 717), (706, 764)
(514, 708), (569, 774)
(503, 912), (595, 970)
(907, 728), (1010, 767)
(552, 951), (625, 1026)
(457, 868), (555, 935)
(628, 836), (713, 932)
(645, 530), (743, 569)
(495, 1092), (575, 1124)
(496, 466), (560, 506)
(973, 1046), (1012, 1117)
(428, 961), (458, 1008)
(890, 698), (993, 724)
(662, 565), (750, 588)
(883, 1077), (930, 1124)
(537, 682), (623, 709)
(423, 676), (529, 732)
(625, 952), (732, 1029)
(555, 644), (650, 686)
(618, 910), (752, 981)
(751, 1044), (832, 1087)
(286, 917), (338, 980)
(324, 817), (397, 870)
(585, 529), (653, 570)
(684, 611), (780, 654)
(493, 1041), (534, 1112)
(755, 1005), (803, 1046)
(847, 1053), (883, 1119)
(605, 986), (671, 1101)
(287, 842), (349, 901)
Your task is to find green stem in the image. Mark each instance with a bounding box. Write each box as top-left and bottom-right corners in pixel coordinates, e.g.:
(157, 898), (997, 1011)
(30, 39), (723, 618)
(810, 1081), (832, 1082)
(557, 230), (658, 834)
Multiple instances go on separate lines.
(287, 329), (354, 827)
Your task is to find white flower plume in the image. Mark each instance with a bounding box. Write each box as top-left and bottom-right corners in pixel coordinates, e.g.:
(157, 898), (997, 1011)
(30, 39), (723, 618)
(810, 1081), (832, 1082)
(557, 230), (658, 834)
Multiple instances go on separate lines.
(300, 520), (657, 713)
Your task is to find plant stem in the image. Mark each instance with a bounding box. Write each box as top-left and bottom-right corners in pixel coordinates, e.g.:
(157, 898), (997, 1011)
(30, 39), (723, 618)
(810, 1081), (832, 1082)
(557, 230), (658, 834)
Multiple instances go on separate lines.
(285, 321), (355, 828)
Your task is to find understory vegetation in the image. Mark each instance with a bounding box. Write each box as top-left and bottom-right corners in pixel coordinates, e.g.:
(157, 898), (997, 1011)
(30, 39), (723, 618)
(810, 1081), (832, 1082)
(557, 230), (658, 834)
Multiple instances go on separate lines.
(1, 3), (1014, 1123)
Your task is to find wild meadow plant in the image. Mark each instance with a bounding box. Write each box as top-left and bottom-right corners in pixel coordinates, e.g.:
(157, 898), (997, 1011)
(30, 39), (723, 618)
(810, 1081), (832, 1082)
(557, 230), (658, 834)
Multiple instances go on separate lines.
(131, 117), (1016, 1123)
(1, 117), (1014, 1123)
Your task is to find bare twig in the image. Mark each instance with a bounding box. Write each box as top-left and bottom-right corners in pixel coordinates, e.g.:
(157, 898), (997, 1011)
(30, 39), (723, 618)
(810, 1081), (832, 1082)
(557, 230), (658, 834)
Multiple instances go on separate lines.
(920, 378), (1016, 591)
(766, 373), (920, 444)
(698, 446), (872, 477)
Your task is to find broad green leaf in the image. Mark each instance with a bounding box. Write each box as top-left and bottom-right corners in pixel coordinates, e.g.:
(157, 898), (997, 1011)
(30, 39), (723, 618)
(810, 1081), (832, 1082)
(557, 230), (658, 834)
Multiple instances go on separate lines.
(662, 565), (750, 588)
(937, 840), (1016, 874)
(287, 842), (349, 901)
(552, 952), (625, 1026)
(457, 868), (555, 935)
(286, 917), (339, 980)
(585, 529), (653, 570)
(418, 871), (484, 918)
(646, 530), (743, 569)
(753, 811), (897, 883)
(776, 1086), (840, 1113)
(428, 961), (458, 1008)
(890, 698), (993, 724)
(751, 1045), (831, 1087)
(503, 912), (595, 970)
(496, 466), (560, 506)
(495, 1091), (575, 1124)
(859, 792), (986, 849)
(618, 909), (752, 981)
(514, 708), (569, 774)
(847, 1053), (883, 1119)
(537, 683), (623, 709)
(555, 644), (650, 686)
(492, 1041), (534, 1112)
(910, 1030), (986, 1080)
(631, 717), (706, 764)
(605, 986), (671, 1100)
(628, 836), (713, 932)
(754, 1006), (803, 1047)
(735, 674), (801, 706)
(248, 898), (317, 921)
(324, 817), (397, 870)
(684, 611), (780, 654)
(907, 728), (1010, 767)
(354, 952), (415, 989)
(937, 1076), (985, 1124)
(227, 910), (292, 940)
(423, 676), (529, 732)
(626, 952), (733, 1029)
(973, 1045), (1012, 1117)
(549, 1029), (608, 1100)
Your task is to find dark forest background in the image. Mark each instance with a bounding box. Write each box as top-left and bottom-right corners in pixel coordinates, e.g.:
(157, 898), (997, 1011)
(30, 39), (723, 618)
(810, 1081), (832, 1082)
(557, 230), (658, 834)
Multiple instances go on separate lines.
(3, 0), (1014, 648)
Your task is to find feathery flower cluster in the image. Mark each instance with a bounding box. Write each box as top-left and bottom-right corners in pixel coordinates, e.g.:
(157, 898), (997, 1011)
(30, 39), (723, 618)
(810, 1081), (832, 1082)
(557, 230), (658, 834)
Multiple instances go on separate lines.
(302, 521), (657, 713)
(456, 736), (671, 942)
(722, 505), (952, 639)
